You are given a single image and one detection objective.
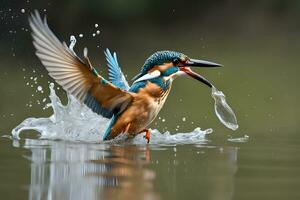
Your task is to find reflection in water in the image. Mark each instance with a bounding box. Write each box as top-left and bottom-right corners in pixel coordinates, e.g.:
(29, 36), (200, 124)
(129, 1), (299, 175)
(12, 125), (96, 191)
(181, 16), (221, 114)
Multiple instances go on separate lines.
(15, 139), (158, 200)
(10, 138), (240, 200)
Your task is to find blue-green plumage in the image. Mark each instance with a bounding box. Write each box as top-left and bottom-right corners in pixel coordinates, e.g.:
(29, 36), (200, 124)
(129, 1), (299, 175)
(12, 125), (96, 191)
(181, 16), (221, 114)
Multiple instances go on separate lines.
(129, 81), (147, 93)
(103, 114), (118, 140)
(162, 67), (179, 76)
(84, 93), (113, 118)
(104, 49), (130, 91)
(129, 77), (171, 93)
(132, 51), (183, 81)
(102, 50), (183, 140)
(83, 77), (118, 118)
(91, 67), (99, 76)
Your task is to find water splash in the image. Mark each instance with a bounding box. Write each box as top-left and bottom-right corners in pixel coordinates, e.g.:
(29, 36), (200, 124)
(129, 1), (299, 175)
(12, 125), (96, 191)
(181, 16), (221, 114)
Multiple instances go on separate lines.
(12, 83), (212, 144)
(211, 86), (238, 130)
(228, 135), (249, 143)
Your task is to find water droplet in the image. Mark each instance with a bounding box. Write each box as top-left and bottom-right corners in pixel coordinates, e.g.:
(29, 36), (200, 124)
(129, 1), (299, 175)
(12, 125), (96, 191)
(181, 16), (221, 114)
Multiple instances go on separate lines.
(95, 24), (98, 28)
(79, 34), (83, 38)
(37, 86), (43, 91)
(182, 117), (186, 122)
(21, 9), (25, 13)
(96, 30), (100, 35)
(69, 35), (76, 51)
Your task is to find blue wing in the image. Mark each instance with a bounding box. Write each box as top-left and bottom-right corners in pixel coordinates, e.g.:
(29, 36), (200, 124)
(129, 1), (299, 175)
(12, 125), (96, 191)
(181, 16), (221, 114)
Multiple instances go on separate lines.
(104, 49), (130, 91)
(103, 114), (118, 140)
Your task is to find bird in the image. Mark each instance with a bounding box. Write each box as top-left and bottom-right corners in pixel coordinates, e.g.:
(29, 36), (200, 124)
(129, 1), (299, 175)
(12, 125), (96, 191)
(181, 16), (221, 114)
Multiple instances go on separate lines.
(29, 11), (222, 143)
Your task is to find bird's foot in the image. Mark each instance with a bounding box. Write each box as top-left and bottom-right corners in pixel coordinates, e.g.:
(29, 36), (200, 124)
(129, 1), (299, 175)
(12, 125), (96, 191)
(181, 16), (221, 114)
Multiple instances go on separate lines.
(143, 129), (150, 144)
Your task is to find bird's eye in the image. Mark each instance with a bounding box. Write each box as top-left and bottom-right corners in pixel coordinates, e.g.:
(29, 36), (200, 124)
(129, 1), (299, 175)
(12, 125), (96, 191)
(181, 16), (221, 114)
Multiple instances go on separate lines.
(172, 58), (180, 65)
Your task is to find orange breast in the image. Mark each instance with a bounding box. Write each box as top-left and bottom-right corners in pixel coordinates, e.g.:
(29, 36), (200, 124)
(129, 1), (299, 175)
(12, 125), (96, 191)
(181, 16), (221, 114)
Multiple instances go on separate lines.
(108, 81), (172, 139)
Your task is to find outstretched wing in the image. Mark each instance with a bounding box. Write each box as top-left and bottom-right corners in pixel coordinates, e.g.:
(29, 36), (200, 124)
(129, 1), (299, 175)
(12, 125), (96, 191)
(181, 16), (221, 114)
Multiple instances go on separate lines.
(29, 11), (133, 118)
(104, 49), (130, 91)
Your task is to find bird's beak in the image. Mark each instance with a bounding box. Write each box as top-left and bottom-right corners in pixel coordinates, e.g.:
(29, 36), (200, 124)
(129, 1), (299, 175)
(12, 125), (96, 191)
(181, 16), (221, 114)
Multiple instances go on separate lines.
(186, 59), (223, 68)
(180, 59), (223, 88)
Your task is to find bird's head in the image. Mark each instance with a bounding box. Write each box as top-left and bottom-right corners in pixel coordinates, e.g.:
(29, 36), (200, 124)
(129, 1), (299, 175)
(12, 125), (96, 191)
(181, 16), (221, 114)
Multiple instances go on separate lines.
(132, 50), (222, 88)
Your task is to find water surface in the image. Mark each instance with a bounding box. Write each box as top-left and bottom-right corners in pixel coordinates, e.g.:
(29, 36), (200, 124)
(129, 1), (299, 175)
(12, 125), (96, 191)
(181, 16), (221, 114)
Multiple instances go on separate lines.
(1, 132), (300, 200)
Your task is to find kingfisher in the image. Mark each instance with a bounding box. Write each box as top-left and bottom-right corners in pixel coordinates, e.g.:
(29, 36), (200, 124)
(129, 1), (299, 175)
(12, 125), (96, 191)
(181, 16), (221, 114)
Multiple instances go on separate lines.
(29, 11), (222, 143)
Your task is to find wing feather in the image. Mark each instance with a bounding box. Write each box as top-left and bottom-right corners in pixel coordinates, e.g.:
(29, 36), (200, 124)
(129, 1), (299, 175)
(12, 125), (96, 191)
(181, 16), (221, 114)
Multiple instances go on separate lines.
(104, 48), (130, 91)
(29, 11), (133, 117)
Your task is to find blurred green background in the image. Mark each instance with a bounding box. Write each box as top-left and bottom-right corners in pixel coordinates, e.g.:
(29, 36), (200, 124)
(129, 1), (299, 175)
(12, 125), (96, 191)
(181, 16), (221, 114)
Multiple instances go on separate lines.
(0, 0), (299, 137)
